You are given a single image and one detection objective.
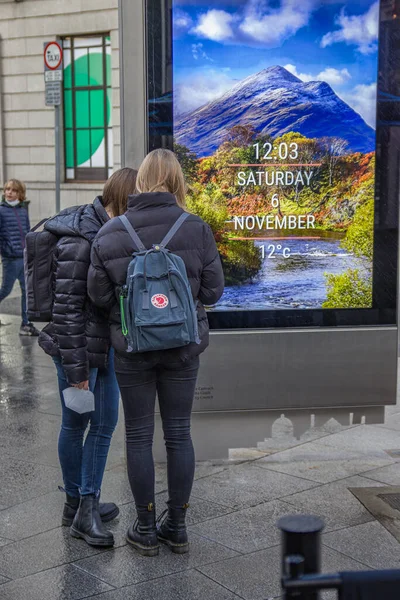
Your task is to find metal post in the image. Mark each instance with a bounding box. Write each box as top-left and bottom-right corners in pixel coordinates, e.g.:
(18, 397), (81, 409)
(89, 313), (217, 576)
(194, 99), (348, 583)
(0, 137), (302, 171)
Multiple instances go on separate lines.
(278, 515), (325, 600)
(118, 0), (147, 168)
(55, 104), (61, 213)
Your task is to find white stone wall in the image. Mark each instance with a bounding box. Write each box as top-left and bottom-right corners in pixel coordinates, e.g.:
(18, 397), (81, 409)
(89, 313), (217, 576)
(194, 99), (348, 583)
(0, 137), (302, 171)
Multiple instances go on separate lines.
(0, 0), (120, 224)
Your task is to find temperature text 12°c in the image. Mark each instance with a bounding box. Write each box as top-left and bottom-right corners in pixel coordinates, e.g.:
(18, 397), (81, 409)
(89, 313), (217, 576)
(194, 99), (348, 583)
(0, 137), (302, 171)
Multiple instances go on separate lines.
(261, 244), (291, 259)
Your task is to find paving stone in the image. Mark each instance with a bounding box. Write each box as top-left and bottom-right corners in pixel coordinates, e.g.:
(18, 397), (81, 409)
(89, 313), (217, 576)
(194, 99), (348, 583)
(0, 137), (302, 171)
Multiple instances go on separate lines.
(377, 411), (400, 431)
(0, 456), (61, 509)
(323, 521), (400, 570)
(198, 543), (368, 600)
(100, 464), (168, 507)
(101, 501), (134, 548)
(282, 475), (386, 529)
(317, 425), (400, 455)
(0, 409), (60, 454)
(385, 403), (400, 417)
(0, 525), (103, 579)
(0, 539), (12, 548)
(191, 464), (317, 509)
(189, 499), (308, 553)
(0, 564), (112, 600)
(361, 462), (400, 486)
(74, 532), (239, 588)
(156, 492), (233, 525)
(2, 444), (61, 469)
(0, 576), (10, 585)
(86, 569), (241, 600)
(257, 440), (394, 483)
(0, 491), (64, 540)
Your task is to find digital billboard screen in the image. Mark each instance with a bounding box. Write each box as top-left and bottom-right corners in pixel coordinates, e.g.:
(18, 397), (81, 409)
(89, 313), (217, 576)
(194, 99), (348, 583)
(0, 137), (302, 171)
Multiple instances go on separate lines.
(171, 0), (378, 312)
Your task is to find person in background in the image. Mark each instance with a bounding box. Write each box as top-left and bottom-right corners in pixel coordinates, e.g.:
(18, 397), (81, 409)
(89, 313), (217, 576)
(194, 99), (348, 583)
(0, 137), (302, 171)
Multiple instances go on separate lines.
(38, 168), (138, 548)
(88, 149), (225, 557)
(0, 179), (39, 335)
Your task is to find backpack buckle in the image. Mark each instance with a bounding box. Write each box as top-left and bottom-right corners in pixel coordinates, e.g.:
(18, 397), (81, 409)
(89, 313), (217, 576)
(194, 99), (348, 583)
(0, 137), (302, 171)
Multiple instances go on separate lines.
(152, 244), (161, 251)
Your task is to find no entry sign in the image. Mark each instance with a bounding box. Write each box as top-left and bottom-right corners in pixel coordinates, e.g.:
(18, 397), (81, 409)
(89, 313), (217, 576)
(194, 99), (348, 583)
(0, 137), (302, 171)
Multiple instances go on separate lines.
(44, 41), (63, 82)
(44, 41), (62, 70)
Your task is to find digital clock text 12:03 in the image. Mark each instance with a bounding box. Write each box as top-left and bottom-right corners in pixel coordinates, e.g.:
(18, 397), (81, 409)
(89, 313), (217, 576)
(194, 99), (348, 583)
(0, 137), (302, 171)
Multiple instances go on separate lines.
(253, 142), (298, 161)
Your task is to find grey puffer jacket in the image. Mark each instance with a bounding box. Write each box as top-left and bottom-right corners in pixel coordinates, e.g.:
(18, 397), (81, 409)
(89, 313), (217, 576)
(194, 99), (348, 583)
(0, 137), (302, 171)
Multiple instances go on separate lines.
(39, 197), (111, 384)
(88, 192), (224, 362)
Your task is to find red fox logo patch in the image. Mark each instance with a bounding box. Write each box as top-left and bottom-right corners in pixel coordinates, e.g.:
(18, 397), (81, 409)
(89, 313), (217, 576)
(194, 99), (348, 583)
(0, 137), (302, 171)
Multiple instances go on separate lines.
(151, 294), (169, 309)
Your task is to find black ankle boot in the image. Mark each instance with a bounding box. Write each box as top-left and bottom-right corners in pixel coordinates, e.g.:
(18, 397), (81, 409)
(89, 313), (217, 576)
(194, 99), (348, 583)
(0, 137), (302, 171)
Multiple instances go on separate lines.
(126, 503), (159, 557)
(62, 493), (120, 527)
(70, 495), (114, 547)
(157, 503), (189, 554)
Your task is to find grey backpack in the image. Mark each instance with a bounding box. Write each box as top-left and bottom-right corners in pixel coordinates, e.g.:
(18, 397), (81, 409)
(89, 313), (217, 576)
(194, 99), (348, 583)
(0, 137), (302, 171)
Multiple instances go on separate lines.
(119, 213), (200, 353)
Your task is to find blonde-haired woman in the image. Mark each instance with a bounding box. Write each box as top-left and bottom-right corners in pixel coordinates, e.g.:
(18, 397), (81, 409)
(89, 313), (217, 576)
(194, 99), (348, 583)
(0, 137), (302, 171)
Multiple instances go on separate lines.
(88, 149), (224, 556)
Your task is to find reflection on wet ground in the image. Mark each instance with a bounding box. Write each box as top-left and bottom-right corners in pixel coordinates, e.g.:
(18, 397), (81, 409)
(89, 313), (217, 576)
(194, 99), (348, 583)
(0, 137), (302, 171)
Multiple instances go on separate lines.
(1, 313), (400, 600)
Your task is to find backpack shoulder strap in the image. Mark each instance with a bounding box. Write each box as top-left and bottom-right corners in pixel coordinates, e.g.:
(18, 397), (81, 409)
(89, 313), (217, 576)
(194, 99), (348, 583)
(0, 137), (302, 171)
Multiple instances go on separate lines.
(160, 212), (189, 249)
(119, 215), (146, 252)
(31, 217), (51, 232)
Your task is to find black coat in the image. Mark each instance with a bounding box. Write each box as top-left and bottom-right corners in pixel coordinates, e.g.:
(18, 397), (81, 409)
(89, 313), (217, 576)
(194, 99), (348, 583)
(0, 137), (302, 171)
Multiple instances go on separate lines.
(38, 198), (111, 384)
(0, 198), (30, 258)
(88, 192), (224, 361)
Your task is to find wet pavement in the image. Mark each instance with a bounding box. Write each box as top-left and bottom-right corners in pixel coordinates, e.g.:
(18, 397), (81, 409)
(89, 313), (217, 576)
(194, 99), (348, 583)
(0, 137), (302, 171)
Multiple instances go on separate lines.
(1, 311), (400, 600)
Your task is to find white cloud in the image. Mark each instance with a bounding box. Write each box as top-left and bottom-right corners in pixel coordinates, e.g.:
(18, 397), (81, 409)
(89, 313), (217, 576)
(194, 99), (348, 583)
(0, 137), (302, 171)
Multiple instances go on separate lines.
(239, 0), (314, 45)
(192, 9), (235, 42)
(173, 9), (193, 33)
(191, 43), (213, 61)
(284, 64), (351, 86)
(317, 67), (351, 86)
(321, 1), (379, 54)
(284, 64), (314, 82)
(340, 83), (377, 128)
(175, 70), (236, 115)
(192, 0), (316, 47)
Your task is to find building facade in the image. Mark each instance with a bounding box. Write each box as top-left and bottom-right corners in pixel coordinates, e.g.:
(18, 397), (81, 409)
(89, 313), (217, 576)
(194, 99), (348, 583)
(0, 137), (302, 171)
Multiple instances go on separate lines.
(0, 0), (121, 224)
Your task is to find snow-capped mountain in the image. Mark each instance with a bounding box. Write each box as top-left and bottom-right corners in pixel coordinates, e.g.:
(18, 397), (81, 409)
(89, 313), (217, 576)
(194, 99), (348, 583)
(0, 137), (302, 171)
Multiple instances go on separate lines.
(175, 66), (376, 156)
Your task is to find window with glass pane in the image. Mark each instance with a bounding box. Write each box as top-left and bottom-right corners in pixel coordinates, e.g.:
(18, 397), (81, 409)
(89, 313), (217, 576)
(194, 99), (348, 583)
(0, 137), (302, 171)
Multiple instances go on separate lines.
(63, 35), (113, 181)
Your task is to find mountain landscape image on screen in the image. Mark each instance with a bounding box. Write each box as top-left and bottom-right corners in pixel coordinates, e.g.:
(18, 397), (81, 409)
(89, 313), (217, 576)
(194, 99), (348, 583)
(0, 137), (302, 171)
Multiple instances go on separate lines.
(173, 0), (377, 311)
(175, 66), (375, 157)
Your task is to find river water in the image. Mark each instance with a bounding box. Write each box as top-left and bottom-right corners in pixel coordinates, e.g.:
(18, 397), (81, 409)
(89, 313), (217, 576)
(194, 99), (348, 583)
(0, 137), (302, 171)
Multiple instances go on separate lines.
(214, 237), (369, 311)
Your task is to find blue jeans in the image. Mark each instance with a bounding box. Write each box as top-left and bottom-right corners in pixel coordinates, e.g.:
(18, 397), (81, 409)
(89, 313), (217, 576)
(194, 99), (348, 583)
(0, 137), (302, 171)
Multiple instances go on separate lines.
(0, 257), (28, 324)
(53, 350), (119, 497)
(115, 352), (199, 511)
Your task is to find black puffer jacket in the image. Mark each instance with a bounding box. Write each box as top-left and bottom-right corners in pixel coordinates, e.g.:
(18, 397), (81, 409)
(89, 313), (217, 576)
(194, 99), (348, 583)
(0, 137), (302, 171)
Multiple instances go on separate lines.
(88, 192), (224, 361)
(39, 197), (111, 384)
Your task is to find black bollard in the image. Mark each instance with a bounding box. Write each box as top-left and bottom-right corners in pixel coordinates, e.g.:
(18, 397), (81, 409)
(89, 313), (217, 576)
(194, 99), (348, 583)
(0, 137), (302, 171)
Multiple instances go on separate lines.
(278, 515), (325, 600)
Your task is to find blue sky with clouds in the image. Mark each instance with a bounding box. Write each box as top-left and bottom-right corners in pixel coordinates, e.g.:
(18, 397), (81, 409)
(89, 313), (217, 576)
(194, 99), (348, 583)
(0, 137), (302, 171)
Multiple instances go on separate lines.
(173, 0), (379, 126)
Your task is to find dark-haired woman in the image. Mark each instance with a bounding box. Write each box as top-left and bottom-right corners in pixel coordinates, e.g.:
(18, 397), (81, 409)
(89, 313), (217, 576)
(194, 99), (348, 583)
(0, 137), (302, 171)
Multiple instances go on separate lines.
(39, 168), (138, 547)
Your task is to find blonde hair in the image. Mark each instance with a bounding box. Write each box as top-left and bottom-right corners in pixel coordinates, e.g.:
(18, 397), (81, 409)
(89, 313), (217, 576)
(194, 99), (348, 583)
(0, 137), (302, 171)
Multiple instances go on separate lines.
(4, 179), (26, 202)
(102, 168), (138, 217)
(136, 149), (187, 208)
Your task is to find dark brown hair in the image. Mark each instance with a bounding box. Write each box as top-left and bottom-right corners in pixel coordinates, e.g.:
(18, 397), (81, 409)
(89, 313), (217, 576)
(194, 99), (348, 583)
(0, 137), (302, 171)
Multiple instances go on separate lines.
(102, 168), (138, 217)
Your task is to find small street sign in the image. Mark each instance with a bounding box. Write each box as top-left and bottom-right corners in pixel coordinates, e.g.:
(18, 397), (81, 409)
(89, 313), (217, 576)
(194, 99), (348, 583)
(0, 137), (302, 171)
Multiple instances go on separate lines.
(44, 41), (63, 82)
(45, 81), (62, 106)
(45, 70), (62, 83)
(44, 41), (63, 106)
(43, 40), (63, 213)
(44, 41), (63, 71)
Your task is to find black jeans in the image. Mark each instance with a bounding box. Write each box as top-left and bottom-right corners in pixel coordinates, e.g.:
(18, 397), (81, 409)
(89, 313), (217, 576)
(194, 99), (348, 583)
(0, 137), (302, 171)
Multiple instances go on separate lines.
(115, 352), (199, 511)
